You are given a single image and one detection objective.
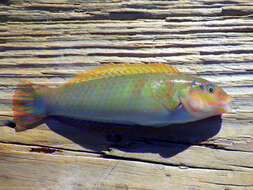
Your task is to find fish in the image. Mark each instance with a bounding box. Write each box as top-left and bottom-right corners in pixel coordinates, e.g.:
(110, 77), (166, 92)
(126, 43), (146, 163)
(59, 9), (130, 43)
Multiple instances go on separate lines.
(12, 64), (232, 131)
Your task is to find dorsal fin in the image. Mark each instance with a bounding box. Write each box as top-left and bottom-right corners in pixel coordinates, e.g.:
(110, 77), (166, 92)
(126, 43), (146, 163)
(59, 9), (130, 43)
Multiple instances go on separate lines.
(62, 63), (180, 86)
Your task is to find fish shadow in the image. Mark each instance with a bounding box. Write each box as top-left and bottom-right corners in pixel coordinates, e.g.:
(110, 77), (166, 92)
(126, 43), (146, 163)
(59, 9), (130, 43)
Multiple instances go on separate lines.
(45, 115), (222, 158)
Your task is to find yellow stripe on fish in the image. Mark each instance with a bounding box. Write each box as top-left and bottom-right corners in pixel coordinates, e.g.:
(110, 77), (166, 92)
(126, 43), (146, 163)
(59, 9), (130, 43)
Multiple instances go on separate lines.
(62, 63), (180, 87)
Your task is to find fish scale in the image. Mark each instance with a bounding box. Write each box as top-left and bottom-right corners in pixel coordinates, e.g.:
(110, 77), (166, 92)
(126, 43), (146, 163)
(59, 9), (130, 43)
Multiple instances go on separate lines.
(39, 74), (173, 125)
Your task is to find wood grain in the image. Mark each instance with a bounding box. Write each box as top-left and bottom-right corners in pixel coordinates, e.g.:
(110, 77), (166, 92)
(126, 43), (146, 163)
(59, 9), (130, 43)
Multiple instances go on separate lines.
(0, 0), (253, 189)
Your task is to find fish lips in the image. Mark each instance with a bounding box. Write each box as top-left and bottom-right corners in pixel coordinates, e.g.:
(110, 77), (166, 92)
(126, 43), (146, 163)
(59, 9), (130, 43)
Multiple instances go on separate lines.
(213, 96), (233, 114)
(215, 103), (231, 113)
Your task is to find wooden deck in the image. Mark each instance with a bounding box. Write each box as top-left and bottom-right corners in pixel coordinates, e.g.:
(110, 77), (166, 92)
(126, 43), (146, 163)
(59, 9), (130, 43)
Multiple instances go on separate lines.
(0, 0), (253, 189)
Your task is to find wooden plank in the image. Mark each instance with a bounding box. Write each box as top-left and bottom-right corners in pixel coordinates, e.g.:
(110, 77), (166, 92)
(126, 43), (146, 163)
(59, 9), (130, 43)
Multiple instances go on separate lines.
(0, 0), (253, 189)
(0, 143), (253, 190)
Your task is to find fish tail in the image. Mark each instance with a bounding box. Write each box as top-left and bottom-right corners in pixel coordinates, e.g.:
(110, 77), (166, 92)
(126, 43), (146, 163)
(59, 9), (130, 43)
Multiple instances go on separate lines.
(13, 80), (48, 132)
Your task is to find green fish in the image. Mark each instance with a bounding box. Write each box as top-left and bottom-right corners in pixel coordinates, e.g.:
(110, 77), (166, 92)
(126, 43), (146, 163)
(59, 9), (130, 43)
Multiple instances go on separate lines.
(13, 64), (232, 131)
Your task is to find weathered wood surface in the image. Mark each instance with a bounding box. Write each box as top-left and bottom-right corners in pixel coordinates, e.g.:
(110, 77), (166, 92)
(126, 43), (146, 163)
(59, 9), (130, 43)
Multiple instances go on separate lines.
(0, 0), (253, 189)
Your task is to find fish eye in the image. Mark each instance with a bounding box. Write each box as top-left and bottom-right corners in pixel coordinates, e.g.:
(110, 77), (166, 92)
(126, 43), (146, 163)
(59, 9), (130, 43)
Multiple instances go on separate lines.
(207, 84), (215, 93)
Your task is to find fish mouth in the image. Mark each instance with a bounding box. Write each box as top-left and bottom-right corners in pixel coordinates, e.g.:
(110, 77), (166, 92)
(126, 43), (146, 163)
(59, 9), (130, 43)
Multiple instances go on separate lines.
(217, 104), (231, 113)
(217, 96), (232, 113)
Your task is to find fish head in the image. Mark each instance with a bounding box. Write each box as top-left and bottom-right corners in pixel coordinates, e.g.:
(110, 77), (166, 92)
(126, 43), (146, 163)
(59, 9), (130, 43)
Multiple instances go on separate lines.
(182, 78), (232, 120)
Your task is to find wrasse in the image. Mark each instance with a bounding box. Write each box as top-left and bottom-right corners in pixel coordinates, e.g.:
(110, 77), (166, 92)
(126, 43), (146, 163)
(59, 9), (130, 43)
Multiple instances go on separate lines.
(13, 64), (232, 131)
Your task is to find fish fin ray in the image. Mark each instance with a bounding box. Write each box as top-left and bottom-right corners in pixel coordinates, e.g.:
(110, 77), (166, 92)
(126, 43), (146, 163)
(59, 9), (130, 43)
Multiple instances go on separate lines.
(13, 80), (47, 132)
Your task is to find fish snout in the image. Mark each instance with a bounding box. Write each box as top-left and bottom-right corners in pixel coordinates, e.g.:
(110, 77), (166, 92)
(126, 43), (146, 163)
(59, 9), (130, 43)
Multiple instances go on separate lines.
(218, 95), (233, 113)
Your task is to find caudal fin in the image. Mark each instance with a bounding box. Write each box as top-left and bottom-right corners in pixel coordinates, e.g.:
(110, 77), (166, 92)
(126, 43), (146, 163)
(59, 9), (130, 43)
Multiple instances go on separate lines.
(13, 80), (47, 132)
